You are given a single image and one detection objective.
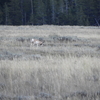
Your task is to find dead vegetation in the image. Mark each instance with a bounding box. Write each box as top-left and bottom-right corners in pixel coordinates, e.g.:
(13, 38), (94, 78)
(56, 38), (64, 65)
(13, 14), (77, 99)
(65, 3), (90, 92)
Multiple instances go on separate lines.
(0, 25), (100, 100)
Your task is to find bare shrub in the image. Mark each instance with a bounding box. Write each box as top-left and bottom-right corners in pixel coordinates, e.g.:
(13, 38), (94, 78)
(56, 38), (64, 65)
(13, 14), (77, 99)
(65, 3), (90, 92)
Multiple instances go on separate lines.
(16, 37), (25, 43)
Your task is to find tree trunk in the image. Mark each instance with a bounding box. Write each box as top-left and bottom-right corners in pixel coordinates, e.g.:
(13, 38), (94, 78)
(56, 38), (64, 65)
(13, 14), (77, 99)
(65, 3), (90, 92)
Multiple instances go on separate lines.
(21, 0), (24, 25)
(30, 0), (34, 25)
(51, 0), (55, 24)
(94, 18), (100, 26)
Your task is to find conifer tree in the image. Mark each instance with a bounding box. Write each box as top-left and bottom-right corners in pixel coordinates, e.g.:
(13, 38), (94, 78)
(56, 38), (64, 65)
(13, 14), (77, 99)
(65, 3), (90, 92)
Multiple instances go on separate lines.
(21, 0), (24, 25)
(4, 3), (11, 25)
(50, 0), (56, 24)
(30, 0), (34, 25)
(34, 0), (46, 25)
(0, 0), (99, 25)
(0, 7), (3, 24)
(9, 0), (22, 25)
(77, 6), (86, 25)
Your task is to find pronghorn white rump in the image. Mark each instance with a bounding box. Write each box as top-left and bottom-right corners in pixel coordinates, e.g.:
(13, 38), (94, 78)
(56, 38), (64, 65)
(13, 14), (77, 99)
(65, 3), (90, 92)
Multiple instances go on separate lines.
(31, 38), (44, 47)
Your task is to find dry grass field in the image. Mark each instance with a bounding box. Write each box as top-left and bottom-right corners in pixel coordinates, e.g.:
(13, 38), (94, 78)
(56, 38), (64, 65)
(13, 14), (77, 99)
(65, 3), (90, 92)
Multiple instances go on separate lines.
(0, 25), (100, 100)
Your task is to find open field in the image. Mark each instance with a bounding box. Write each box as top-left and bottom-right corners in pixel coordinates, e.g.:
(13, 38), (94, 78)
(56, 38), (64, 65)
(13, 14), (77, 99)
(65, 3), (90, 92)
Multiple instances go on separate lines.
(0, 25), (100, 100)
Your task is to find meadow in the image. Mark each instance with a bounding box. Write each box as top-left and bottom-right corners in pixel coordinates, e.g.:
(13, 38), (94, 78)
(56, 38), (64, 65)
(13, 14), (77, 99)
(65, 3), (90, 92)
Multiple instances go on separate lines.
(0, 25), (100, 100)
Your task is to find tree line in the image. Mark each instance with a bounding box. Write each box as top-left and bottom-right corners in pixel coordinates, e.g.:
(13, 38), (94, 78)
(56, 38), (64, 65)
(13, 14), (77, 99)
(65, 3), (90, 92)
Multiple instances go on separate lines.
(0, 0), (100, 26)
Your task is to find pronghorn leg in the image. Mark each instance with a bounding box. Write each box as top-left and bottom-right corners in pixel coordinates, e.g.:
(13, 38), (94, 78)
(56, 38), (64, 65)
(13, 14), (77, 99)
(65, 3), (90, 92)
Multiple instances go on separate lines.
(33, 43), (35, 47)
(30, 42), (35, 47)
(37, 44), (38, 47)
(30, 43), (33, 47)
(41, 43), (43, 46)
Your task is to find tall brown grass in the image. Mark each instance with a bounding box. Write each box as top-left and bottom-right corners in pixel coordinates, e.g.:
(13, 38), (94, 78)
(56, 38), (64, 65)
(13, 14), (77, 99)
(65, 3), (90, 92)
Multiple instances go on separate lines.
(0, 55), (100, 99)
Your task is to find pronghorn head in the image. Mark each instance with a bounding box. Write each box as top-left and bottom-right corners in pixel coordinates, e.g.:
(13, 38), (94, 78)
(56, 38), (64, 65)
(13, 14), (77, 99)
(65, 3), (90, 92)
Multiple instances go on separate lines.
(32, 38), (34, 41)
(31, 38), (35, 42)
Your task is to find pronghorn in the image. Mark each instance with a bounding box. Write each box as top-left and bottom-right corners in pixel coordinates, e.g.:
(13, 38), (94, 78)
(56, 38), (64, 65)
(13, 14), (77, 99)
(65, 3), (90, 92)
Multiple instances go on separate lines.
(30, 38), (44, 47)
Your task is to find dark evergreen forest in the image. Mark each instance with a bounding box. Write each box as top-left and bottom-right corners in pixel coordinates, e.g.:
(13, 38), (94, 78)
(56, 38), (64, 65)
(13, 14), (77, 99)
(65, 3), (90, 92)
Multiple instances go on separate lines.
(0, 0), (100, 26)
